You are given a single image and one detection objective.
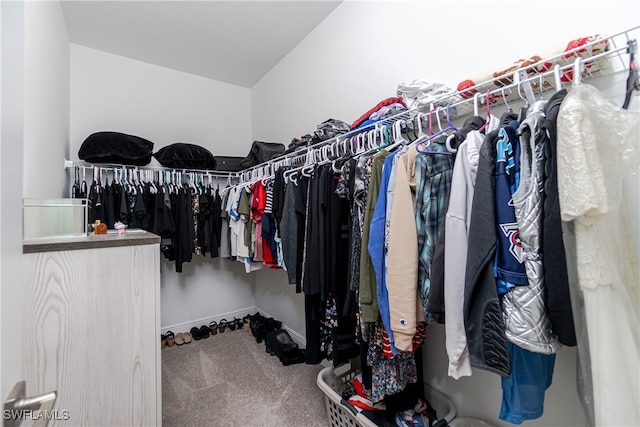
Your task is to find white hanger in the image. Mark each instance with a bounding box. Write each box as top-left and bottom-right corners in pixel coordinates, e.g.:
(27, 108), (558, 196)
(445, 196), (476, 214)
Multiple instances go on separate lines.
(573, 57), (583, 86)
(393, 120), (408, 145)
(473, 92), (481, 117)
(435, 107), (444, 133)
(367, 129), (376, 150)
(415, 114), (429, 141)
(553, 64), (562, 91)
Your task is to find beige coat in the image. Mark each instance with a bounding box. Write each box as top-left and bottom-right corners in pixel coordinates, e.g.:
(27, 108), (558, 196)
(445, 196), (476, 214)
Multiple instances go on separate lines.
(386, 145), (424, 351)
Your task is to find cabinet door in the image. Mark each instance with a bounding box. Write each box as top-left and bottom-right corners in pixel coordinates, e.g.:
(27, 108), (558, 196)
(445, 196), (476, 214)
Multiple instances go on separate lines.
(23, 244), (159, 426)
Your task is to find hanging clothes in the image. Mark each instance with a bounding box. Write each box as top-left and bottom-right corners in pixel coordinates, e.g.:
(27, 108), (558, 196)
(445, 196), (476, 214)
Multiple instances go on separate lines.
(369, 151), (402, 354)
(280, 179), (298, 285)
(503, 104), (560, 354)
(463, 125), (512, 378)
(540, 89), (577, 346)
(386, 145), (422, 353)
(494, 110), (558, 424)
(443, 122), (497, 379)
(350, 156), (373, 292)
(493, 120), (527, 295)
(360, 150), (391, 323)
(557, 83), (639, 427)
(415, 135), (454, 321)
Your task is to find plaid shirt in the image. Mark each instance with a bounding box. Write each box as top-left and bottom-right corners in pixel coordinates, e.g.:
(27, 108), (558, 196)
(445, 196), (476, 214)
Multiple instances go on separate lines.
(415, 135), (454, 320)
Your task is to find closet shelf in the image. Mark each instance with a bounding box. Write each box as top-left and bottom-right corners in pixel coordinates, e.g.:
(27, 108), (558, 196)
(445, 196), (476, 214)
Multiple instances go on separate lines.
(236, 25), (639, 182)
(66, 26), (639, 186)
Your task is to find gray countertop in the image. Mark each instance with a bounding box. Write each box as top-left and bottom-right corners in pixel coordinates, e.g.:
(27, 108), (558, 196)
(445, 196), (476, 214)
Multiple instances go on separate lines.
(23, 230), (160, 253)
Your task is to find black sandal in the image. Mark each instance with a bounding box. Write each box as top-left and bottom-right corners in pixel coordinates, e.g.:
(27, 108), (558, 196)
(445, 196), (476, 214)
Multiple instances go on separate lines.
(209, 320), (218, 336)
(219, 319), (228, 333)
(165, 330), (175, 347)
(229, 317), (240, 331)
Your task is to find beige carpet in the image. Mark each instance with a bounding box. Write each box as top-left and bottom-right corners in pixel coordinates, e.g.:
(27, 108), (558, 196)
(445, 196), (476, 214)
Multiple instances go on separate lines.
(161, 328), (328, 427)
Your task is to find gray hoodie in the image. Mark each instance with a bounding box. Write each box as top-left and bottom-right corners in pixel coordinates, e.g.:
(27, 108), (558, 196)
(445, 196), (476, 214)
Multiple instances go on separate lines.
(463, 127), (511, 378)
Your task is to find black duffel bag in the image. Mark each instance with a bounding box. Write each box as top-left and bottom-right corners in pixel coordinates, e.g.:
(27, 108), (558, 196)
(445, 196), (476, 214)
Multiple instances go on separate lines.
(79, 131), (154, 166)
(153, 143), (217, 170)
(240, 141), (285, 168)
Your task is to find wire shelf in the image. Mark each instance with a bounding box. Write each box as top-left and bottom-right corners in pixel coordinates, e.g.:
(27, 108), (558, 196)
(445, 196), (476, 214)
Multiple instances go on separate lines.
(66, 26), (639, 186)
(235, 25), (639, 182)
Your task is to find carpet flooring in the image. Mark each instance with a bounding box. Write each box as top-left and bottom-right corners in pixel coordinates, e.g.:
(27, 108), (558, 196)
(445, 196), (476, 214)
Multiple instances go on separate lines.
(161, 328), (328, 427)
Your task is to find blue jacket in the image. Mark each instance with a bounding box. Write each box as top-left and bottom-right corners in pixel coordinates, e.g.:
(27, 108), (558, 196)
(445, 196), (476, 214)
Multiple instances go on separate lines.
(494, 121), (528, 294)
(368, 151), (400, 355)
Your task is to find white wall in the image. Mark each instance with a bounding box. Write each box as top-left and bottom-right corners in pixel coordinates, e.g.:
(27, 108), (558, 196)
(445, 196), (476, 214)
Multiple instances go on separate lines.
(70, 45), (255, 329)
(254, 269), (305, 335)
(160, 257), (255, 329)
(2, 0), (71, 398)
(252, 1), (640, 142)
(1, 0), (25, 400)
(23, 1), (70, 198)
(251, 1), (640, 425)
(70, 44), (252, 159)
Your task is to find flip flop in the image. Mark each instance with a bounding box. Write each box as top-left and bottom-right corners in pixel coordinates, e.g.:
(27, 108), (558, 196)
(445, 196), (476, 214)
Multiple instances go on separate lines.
(183, 332), (193, 344)
(161, 334), (167, 349)
(175, 332), (185, 346)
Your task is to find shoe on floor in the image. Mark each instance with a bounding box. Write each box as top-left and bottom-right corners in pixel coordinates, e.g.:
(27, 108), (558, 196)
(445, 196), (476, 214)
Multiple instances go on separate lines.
(199, 325), (210, 339)
(218, 319), (228, 333)
(175, 333), (185, 346)
(183, 332), (193, 344)
(209, 321), (218, 336)
(165, 331), (175, 347)
(191, 326), (203, 340)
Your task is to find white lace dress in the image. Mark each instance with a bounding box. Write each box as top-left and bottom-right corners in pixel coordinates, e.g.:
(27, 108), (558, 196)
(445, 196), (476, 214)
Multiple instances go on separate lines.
(557, 83), (639, 426)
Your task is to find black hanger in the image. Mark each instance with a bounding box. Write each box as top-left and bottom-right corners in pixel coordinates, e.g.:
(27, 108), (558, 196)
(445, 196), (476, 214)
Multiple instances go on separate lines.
(623, 39), (639, 110)
(72, 167), (82, 198)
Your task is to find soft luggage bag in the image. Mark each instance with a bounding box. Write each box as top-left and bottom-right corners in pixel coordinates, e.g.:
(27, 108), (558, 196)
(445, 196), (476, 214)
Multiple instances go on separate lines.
(153, 143), (217, 169)
(78, 131), (154, 166)
(240, 141), (285, 168)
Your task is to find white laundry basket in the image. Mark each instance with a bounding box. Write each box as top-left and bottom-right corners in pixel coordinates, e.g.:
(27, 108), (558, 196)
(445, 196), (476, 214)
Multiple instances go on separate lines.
(317, 360), (377, 427)
(317, 359), (456, 427)
(448, 416), (497, 426)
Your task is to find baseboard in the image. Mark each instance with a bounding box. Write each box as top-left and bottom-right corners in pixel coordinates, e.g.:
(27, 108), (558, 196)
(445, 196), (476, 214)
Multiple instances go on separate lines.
(253, 306), (307, 349)
(161, 306), (307, 349)
(161, 306), (256, 335)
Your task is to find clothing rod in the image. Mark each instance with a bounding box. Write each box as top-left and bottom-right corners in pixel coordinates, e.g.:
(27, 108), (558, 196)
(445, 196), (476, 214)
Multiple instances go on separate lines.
(234, 26), (639, 179)
(235, 46), (631, 185)
(64, 159), (237, 178)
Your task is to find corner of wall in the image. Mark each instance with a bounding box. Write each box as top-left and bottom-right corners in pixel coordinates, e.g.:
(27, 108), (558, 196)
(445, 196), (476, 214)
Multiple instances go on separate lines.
(23, 0), (70, 198)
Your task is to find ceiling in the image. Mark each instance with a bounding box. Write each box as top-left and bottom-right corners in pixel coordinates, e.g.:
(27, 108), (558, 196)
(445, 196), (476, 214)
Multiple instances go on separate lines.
(61, 1), (342, 88)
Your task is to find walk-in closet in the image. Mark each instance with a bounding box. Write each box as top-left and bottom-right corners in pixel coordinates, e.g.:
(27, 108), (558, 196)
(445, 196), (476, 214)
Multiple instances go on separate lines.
(2, 1), (639, 426)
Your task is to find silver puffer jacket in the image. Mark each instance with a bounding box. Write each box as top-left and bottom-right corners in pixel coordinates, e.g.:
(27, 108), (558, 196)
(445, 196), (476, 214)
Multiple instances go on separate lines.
(502, 102), (560, 354)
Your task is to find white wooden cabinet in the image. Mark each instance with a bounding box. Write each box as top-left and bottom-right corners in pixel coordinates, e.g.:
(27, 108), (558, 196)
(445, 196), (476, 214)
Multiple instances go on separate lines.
(22, 232), (161, 426)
